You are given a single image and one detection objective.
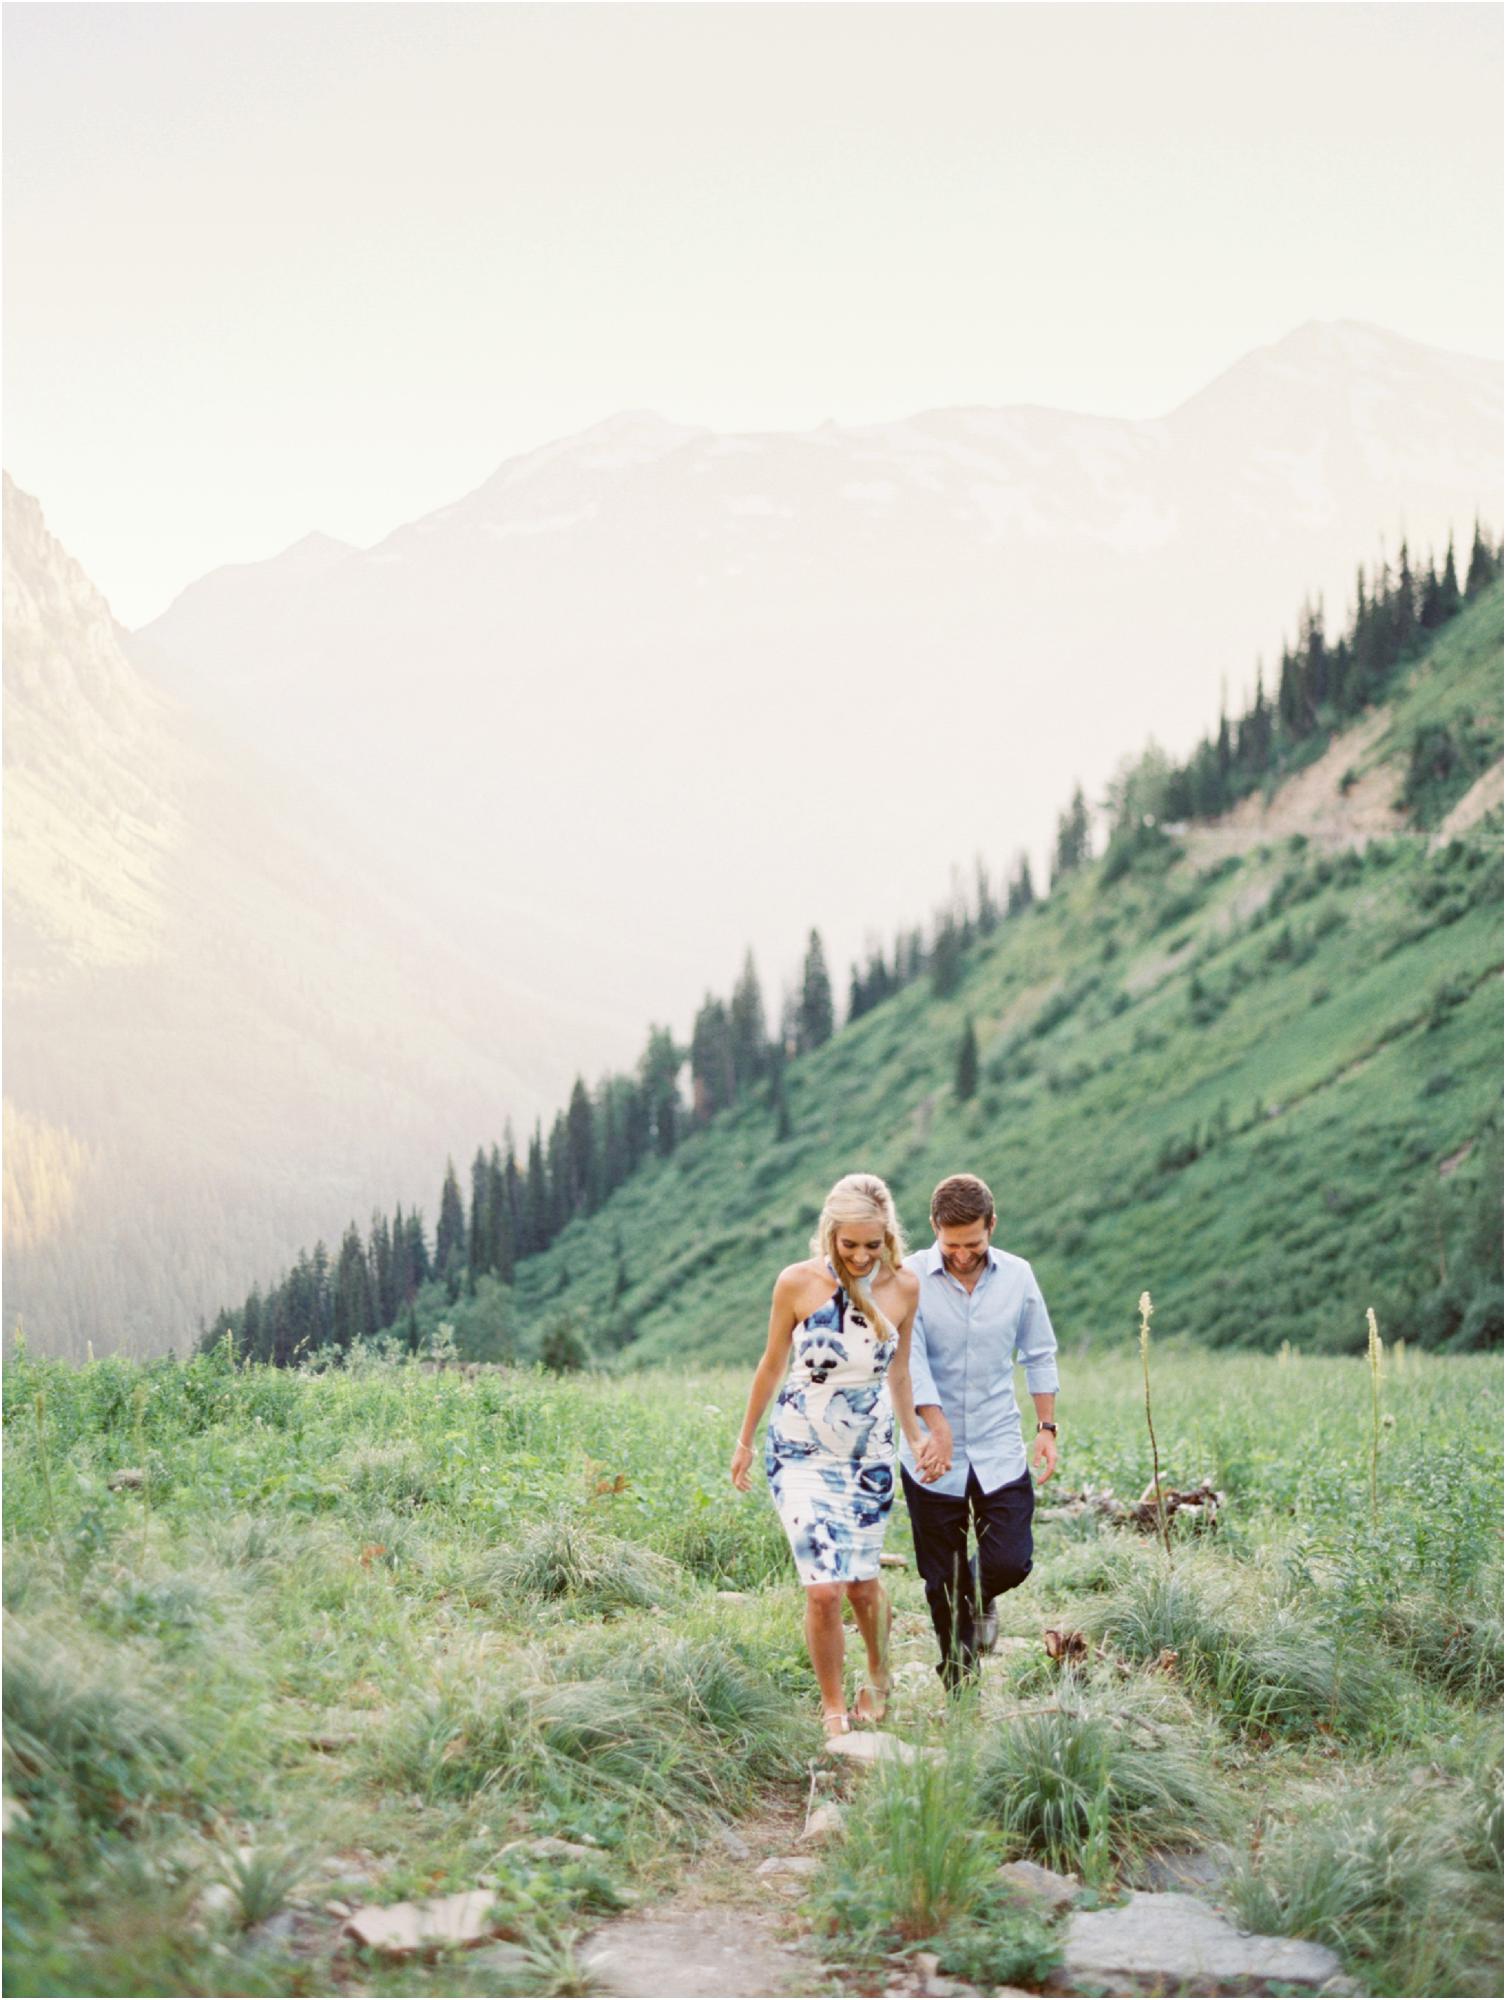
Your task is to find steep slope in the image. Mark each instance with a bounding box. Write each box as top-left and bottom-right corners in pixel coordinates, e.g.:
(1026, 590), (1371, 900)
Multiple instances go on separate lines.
(2, 477), (622, 1358)
(130, 321), (1502, 1044)
(507, 585), (1503, 1362)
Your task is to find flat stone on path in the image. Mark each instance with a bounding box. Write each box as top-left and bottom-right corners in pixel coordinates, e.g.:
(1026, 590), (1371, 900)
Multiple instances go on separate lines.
(1057, 1890), (1345, 1994)
(344, 1889), (500, 1955)
(582, 1909), (818, 1997)
(822, 1728), (942, 1768)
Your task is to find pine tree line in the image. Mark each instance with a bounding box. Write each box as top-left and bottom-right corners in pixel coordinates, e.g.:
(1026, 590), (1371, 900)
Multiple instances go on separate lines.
(1105, 523), (1503, 857)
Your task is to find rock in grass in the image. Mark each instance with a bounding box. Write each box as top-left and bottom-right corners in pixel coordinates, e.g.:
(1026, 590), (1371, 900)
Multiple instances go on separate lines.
(1056, 1889), (1344, 1993)
(754, 1855), (820, 1879)
(998, 1857), (1081, 1914)
(343, 1888), (501, 1955)
(498, 1835), (600, 1864)
(800, 1802), (846, 1842)
(714, 1824), (752, 1860)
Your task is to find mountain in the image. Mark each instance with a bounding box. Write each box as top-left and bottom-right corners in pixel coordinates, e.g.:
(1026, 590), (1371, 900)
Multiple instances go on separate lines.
(131, 321), (1502, 1045)
(497, 582), (1503, 1364)
(2, 476), (623, 1358)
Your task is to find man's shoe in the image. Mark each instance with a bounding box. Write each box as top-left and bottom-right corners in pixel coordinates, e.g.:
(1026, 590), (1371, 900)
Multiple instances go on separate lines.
(977, 1600), (999, 1655)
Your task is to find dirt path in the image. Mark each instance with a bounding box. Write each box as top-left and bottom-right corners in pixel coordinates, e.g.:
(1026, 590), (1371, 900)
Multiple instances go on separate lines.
(579, 1804), (826, 1999)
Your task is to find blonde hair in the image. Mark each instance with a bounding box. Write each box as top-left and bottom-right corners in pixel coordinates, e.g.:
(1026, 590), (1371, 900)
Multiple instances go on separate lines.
(810, 1172), (907, 1339)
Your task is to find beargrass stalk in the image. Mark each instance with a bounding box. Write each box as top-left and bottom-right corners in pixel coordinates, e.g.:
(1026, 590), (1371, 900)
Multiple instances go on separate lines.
(1139, 1291), (1172, 1566)
(1367, 1307), (1384, 1526)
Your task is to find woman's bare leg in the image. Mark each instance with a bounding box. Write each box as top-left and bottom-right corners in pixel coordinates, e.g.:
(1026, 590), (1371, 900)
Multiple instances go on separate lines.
(846, 1578), (891, 1719)
(804, 1582), (849, 1725)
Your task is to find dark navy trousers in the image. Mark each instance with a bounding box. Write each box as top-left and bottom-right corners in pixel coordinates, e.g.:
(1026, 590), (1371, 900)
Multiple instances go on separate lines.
(901, 1462), (1035, 1686)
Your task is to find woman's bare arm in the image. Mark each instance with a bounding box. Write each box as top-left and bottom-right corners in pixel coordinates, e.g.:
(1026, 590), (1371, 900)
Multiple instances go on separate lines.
(730, 1270), (801, 1490)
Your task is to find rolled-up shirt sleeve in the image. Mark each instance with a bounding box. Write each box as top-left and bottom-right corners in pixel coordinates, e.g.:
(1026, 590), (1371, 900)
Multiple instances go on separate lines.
(908, 1308), (943, 1413)
(1015, 1267), (1060, 1394)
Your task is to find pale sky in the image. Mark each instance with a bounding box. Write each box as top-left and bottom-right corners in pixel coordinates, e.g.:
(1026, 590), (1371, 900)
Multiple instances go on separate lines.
(3, 1), (1501, 628)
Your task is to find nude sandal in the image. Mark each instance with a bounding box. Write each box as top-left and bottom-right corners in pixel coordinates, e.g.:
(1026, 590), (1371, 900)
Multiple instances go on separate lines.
(852, 1675), (891, 1726)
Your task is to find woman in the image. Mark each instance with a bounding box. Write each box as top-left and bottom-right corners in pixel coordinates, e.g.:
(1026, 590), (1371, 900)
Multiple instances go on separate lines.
(730, 1172), (927, 1735)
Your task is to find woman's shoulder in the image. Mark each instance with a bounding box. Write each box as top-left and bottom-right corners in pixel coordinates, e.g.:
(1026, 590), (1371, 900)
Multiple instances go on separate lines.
(773, 1256), (828, 1299)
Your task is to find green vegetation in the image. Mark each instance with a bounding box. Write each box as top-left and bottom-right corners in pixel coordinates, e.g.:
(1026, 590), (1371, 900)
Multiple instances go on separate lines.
(200, 566), (1502, 1376)
(3, 1341), (1500, 1996)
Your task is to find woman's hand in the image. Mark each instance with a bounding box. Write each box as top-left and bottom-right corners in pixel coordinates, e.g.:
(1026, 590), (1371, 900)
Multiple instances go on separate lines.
(730, 1439), (755, 1491)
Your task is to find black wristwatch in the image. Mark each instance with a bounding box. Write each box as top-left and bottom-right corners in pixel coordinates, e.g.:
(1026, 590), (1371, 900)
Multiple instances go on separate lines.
(1036, 1421), (1059, 1435)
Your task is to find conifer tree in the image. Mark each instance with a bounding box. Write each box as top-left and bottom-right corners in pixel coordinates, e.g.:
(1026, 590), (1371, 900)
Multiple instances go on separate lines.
(955, 1016), (979, 1101)
(468, 1147), (490, 1276)
(523, 1125), (550, 1254)
(1051, 785), (1091, 884)
(333, 1222), (375, 1351)
(640, 1026), (683, 1157)
(545, 1111), (571, 1234)
(729, 950), (768, 1092)
(766, 1032), (792, 1141)
(406, 1210), (431, 1289)
(1465, 518), (1495, 596)
(1394, 540), (1417, 654)
(1418, 551), (1445, 631)
(392, 1203), (413, 1306)
(931, 916), (963, 997)
(371, 1208), (396, 1325)
(436, 1159), (466, 1279)
(689, 998), (736, 1122)
(797, 930), (834, 1051)
(565, 1077), (597, 1212)
(975, 856), (998, 935)
(1005, 852), (1035, 917)
(487, 1143), (514, 1280)
(242, 1287), (266, 1363)
(1439, 533), (1462, 620)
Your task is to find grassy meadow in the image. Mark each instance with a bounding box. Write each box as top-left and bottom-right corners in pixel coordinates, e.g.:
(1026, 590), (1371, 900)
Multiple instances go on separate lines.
(3, 1338), (1502, 1997)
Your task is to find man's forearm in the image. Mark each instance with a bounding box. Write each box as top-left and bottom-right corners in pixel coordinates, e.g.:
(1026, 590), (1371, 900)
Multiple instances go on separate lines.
(917, 1403), (950, 1432)
(1031, 1391), (1056, 1428)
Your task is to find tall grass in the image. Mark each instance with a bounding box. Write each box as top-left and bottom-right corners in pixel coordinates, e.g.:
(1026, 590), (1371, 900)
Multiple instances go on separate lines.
(976, 1677), (1223, 1875)
(1228, 1788), (1500, 1997)
(473, 1514), (685, 1616)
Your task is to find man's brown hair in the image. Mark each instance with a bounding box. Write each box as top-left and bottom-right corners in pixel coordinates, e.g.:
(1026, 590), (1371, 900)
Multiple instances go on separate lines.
(930, 1173), (996, 1228)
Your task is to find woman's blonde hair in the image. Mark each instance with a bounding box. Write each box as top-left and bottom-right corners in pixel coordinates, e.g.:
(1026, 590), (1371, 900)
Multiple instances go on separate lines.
(810, 1172), (907, 1338)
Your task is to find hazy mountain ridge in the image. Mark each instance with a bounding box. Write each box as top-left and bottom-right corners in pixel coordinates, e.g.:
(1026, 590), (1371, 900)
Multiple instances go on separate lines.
(131, 320), (1502, 1047)
(2, 480), (627, 1357)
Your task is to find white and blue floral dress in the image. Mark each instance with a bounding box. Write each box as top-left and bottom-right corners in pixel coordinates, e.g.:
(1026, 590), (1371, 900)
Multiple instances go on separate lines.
(766, 1275), (897, 1584)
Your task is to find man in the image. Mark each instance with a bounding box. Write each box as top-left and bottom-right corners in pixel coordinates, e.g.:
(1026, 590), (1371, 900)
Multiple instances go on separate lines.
(901, 1173), (1060, 1689)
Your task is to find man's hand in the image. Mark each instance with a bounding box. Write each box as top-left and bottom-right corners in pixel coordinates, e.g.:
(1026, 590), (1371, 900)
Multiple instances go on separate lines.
(1032, 1427), (1058, 1484)
(915, 1414), (953, 1484)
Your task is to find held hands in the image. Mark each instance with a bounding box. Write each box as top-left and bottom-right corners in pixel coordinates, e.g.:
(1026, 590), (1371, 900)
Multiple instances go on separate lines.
(914, 1419), (953, 1484)
(730, 1439), (754, 1492)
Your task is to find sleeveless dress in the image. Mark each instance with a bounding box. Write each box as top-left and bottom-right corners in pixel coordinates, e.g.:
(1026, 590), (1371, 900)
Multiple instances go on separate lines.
(766, 1273), (897, 1584)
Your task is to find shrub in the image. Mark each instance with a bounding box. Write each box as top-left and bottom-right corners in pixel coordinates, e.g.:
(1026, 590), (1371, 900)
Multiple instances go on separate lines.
(976, 1683), (1221, 1875)
(3, 1619), (196, 1831)
(812, 1736), (1002, 1950)
(1227, 1790), (1497, 1997)
(476, 1515), (685, 1614)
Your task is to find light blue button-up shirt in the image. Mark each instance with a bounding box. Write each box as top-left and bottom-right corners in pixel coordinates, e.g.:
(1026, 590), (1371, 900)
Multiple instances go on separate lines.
(899, 1244), (1060, 1497)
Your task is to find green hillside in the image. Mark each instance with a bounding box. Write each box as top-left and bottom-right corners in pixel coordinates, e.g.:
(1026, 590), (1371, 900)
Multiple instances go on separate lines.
(510, 584), (1503, 1367)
